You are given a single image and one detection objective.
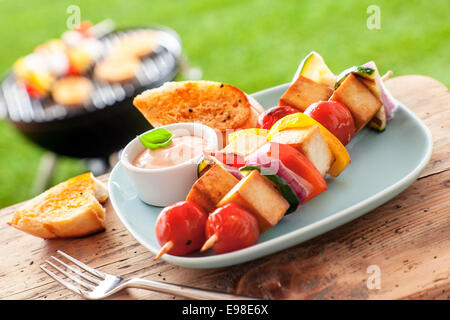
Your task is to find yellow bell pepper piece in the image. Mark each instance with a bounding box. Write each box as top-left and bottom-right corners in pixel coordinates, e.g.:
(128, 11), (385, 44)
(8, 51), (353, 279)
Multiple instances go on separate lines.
(228, 128), (268, 143)
(267, 113), (350, 177)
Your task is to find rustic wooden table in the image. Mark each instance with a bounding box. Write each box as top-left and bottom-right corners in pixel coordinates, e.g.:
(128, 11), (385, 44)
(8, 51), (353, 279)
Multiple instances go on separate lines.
(0, 75), (448, 300)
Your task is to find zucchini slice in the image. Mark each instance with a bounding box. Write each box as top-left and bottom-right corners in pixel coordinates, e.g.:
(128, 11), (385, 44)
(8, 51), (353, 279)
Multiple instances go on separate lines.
(335, 66), (376, 90)
(369, 105), (387, 132)
(197, 155), (215, 178)
(293, 51), (336, 88)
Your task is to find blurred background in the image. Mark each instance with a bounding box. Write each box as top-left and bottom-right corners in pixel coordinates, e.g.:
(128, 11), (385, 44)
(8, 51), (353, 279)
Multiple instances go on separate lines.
(0, 0), (448, 208)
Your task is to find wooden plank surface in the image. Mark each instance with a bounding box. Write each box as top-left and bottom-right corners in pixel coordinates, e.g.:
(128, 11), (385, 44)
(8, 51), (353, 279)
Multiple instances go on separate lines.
(0, 75), (448, 300)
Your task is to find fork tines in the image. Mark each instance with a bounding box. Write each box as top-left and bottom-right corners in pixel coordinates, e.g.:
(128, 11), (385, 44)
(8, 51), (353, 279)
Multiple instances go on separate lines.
(40, 250), (105, 295)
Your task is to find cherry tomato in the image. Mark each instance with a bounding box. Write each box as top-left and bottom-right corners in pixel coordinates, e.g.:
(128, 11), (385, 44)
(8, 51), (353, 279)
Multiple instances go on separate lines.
(203, 204), (259, 254)
(155, 201), (207, 258)
(257, 105), (299, 130)
(304, 101), (355, 146)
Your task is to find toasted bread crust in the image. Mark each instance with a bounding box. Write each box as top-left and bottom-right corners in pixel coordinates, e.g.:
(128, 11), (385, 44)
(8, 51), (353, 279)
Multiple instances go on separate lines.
(8, 172), (108, 239)
(133, 81), (260, 137)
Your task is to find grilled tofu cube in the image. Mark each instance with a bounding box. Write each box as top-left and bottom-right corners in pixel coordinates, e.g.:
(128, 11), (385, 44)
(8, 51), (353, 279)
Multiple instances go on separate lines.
(330, 73), (382, 132)
(270, 126), (334, 176)
(186, 162), (239, 213)
(217, 170), (289, 232)
(279, 75), (333, 111)
(222, 133), (267, 157)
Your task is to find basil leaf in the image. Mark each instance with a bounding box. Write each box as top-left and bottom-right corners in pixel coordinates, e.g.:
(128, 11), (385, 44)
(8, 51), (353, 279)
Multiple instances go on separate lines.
(141, 128), (173, 144)
(139, 128), (173, 150)
(139, 136), (173, 149)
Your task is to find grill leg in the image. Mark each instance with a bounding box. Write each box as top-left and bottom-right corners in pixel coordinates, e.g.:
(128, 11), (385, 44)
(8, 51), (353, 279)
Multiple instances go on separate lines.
(31, 152), (58, 196)
(84, 157), (109, 176)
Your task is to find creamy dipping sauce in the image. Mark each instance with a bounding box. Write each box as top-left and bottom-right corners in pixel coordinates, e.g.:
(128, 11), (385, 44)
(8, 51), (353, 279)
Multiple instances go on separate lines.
(133, 135), (210, 169)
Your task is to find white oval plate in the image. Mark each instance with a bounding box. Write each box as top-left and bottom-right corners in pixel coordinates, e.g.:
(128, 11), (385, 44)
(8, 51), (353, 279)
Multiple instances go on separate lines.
(109, 83), (433, 269)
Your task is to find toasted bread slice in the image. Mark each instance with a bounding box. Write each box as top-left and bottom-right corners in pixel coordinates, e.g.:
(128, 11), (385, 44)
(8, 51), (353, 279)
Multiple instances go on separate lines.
(279, 76), (333, 111)
(330, 73), (382, 132)
(8, 172), (108, 239)
(133, 81), (261, 145)
(186, 161), (239, 213)
(270, 126), (334, 176)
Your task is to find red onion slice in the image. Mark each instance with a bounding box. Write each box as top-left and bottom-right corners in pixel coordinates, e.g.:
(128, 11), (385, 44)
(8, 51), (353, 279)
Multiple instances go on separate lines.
(362, 61), (397, 121)
(245, 144), (308, 202)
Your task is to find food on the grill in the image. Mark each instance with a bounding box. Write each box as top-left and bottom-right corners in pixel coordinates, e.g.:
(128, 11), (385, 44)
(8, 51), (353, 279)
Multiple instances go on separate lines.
(303, 101), (356, 146)
(270, 126), (334, 177)
(256, 105), (298, 130)
(66, 42), (101, 76)
(51, 76), (93, 106)
(93, 29), (158, 83)
(109, 29), (159, 59)
(279, 75), (333, 111)
(13, 22), (104, 99)
(94, 56), (141, 83)
(62, 22), (103, 75)
(13, 55), (55, 98)
(7, 172), (108, 239)
(11, 20), (164, 106)
(217, 170), (290, 233)
(186, 159), (239, 213)
(33, 40), (71, 78)
(132, 81), (263, 146)
(201, 204), (259, 254)
(329, 73), (382, 132)
(153, 201), (208, 260)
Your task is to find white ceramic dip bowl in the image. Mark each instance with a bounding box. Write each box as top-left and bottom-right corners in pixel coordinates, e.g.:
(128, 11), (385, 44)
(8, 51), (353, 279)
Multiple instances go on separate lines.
(120, 122), (218, 207)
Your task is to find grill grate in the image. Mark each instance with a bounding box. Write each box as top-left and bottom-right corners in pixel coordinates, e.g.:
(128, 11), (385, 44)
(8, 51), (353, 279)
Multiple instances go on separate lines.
(1, 27), (181, 124)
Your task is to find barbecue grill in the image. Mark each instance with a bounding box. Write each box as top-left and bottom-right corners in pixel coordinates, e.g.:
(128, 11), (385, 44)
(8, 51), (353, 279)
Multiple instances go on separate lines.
(0, 25), (182, 159)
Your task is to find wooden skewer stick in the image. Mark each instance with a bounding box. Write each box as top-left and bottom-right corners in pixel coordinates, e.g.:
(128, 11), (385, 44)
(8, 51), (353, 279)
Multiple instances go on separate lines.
(153, 241), (174, 260)
(381, 70), (393, 82)
(200, 234), (218, 252)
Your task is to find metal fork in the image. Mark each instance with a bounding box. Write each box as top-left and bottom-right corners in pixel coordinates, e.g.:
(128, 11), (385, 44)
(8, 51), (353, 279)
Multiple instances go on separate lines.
(40, 250), (256, 300)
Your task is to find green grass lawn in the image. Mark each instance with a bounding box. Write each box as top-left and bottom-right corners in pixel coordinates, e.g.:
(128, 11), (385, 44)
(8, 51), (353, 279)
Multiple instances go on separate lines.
(0, 0), (448, 208)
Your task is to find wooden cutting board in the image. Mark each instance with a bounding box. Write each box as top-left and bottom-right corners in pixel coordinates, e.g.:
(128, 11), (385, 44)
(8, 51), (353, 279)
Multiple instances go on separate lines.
(0, 75), (448, 300)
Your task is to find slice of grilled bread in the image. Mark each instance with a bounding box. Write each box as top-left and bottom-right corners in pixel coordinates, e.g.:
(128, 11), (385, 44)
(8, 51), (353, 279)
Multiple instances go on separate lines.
(133, 81), (262, 146)
(270, 126), (334, 176)
(8, 172), (108, 239)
